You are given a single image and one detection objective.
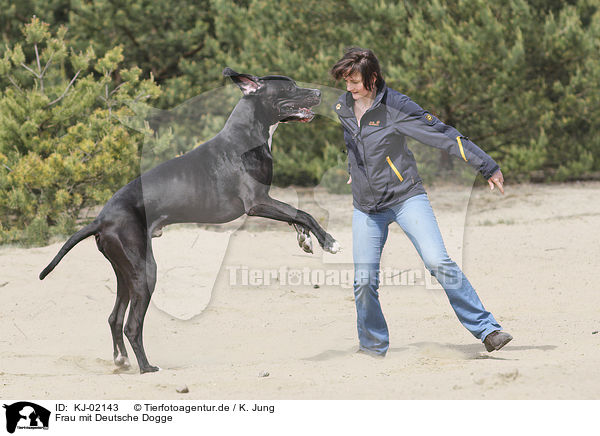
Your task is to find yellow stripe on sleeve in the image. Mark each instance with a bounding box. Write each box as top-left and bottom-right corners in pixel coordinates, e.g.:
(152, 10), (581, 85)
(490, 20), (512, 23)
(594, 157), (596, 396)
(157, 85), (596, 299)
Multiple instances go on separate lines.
(456, 136), (468, 162)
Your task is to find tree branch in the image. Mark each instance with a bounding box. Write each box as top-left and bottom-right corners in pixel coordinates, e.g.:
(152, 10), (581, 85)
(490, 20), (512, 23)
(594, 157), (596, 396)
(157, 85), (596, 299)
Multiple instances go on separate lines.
(47, 70), (81, 107)
(34, 43), (43, 93)
(182, 43), (205, 58)
(34, 43), (42, 73)
(14, 12), (29, 23)
(155, 42), (205, 79)
(40, 52), (54, 77)
(7, 75), (23, 94)
(20, 62), (40, 78)
(109, 82), (125, 96)
(133, 93), (150, 103)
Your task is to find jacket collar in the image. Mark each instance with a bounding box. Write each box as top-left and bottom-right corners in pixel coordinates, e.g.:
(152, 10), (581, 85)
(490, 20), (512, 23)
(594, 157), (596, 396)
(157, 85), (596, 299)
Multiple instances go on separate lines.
(335, 80), (388, 119)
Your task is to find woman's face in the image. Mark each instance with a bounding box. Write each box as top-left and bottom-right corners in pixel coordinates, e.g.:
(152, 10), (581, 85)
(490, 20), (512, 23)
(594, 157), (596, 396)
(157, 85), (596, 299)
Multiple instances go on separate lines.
(344, 72), (375, 100)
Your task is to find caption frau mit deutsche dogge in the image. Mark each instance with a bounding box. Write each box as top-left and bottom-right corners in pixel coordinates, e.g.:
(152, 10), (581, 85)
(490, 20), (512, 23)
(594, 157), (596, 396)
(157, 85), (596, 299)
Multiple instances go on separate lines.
(52, 402), (275, 425)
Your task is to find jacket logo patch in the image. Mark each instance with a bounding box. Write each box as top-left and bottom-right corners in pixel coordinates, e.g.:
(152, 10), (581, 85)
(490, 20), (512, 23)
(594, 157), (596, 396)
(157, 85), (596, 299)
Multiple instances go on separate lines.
(336, 103), (341, 110)
(425, 114), (433, 122)
(368, 120), (381, 126)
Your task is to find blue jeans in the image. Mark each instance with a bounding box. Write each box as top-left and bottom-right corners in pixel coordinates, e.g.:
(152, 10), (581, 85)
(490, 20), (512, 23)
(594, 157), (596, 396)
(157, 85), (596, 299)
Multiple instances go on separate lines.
(352, 193), (501, 355)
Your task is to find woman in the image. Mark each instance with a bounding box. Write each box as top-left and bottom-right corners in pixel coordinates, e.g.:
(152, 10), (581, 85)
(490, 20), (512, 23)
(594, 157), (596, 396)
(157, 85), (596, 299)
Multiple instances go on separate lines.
(330, 47), (512, 357)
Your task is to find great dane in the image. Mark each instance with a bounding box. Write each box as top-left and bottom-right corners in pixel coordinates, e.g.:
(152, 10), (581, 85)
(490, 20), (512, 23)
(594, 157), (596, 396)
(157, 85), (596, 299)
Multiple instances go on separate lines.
(39, 68), (340, 373)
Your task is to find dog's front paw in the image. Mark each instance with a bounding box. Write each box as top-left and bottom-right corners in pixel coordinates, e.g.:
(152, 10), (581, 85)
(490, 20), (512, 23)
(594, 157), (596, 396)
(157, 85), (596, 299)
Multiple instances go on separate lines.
(297, 231), (313, 253)
(324, 239), (341, 254)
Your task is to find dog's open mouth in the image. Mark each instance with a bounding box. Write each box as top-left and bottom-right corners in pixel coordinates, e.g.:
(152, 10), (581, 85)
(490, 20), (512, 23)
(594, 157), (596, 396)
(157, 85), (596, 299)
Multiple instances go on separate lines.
(281, 107), (315, 123)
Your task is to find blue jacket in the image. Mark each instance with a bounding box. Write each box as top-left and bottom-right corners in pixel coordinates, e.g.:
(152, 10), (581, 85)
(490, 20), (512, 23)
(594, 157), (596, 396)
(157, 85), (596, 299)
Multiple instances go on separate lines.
(334, 82), (500, 213)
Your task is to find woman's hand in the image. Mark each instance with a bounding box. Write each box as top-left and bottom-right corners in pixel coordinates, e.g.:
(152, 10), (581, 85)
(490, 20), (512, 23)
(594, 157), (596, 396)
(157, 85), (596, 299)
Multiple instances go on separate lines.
(487, 169), (504, 194)
(347, 175), (352, 184)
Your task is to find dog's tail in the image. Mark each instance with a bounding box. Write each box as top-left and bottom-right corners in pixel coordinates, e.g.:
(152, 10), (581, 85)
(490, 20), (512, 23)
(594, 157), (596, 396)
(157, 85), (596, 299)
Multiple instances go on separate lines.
(39, 220), (101, 280)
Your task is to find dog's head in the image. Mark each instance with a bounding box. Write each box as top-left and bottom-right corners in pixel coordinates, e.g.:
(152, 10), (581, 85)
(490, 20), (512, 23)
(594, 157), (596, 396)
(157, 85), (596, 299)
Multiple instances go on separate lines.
(223, 67), (320, 123)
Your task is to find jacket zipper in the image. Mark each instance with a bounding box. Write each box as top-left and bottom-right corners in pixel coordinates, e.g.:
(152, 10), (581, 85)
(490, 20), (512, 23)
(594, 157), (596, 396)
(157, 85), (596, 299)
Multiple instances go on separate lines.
(386, 156), (403, 182)
(352, 129), (378, 209)
(341, 95), (384, 211)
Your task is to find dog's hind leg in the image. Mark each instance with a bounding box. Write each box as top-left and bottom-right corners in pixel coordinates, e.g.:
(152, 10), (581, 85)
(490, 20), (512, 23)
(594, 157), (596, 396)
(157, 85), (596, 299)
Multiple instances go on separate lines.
(98, 224), (159, 374)
(108, 272), (131, 368)
(122, 234), (159, 374)
(97, 233), (132, 369)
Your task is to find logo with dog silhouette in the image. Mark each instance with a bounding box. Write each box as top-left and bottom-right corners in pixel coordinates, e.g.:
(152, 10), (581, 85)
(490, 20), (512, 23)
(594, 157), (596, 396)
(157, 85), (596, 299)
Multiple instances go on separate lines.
(3, 402), (50, 433)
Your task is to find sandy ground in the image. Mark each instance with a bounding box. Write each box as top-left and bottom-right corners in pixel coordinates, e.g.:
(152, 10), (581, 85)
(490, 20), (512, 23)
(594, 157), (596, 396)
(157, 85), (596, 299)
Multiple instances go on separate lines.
(1, 181), (599, 400)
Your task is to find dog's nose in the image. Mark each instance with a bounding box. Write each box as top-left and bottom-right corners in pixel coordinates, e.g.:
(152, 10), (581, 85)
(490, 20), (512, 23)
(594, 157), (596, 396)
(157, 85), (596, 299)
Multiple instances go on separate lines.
(314, 89), (321, 98)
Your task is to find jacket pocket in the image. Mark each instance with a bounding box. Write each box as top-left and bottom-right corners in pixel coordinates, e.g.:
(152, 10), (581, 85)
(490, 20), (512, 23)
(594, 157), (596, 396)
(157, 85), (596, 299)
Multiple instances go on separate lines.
(386, 156), (403, 182)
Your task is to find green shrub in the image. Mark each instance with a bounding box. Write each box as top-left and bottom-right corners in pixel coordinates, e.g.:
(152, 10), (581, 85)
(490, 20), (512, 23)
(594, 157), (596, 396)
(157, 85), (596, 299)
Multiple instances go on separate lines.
(0, 17), (160, 246)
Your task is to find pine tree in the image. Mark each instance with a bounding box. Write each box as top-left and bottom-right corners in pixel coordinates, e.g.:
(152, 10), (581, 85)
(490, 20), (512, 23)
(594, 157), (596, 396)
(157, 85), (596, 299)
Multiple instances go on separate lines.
(0, 17), (160, 245)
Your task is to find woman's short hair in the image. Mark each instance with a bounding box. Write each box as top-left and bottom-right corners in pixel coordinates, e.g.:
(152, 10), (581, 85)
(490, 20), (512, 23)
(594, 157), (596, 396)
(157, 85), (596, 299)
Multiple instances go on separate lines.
(330, 47), (384, 92)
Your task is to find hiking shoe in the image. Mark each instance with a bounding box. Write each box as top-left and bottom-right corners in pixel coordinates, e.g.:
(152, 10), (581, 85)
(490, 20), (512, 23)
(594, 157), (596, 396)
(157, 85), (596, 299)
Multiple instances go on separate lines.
(483, 331), (513, 352)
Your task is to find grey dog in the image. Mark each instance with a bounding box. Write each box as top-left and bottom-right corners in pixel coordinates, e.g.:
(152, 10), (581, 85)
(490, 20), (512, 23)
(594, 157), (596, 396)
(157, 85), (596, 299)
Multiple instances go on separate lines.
(39, 68), (340, 373)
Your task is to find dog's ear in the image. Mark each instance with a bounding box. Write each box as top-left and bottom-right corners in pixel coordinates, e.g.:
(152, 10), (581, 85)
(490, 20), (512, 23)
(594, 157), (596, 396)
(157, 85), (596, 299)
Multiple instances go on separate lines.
(223, 67), (263, 95)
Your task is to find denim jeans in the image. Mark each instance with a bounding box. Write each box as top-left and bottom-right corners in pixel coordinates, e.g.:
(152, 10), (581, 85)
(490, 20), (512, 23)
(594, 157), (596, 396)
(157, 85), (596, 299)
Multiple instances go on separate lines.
(352, 193), (502, 355)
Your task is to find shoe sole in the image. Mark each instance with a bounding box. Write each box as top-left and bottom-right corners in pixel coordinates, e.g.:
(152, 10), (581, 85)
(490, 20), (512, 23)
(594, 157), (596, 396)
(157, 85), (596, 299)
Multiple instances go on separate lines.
(356, 348), (386, 359)
(485, 334), (513, 352)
